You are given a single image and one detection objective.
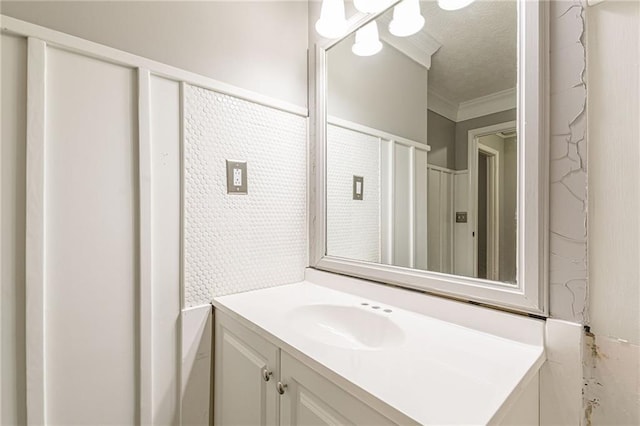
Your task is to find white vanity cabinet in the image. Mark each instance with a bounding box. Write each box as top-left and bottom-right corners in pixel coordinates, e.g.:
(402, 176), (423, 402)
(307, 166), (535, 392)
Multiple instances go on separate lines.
(214, 311), (279, 425)
(279, 351), (397, 425)
(214, 311), (400, 426)
(213, 279), (545, 426)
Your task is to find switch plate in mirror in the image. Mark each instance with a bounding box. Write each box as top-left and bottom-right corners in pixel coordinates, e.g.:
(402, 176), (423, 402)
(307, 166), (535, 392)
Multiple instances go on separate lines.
(353, 176), (364, 200)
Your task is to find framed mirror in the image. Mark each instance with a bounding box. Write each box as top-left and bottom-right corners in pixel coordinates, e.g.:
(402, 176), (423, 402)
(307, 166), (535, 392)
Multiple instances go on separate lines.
(310, 0), (548, 315)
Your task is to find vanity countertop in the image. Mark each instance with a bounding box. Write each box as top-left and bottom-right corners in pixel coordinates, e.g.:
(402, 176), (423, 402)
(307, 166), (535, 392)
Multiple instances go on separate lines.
(213, 277), (545, 425)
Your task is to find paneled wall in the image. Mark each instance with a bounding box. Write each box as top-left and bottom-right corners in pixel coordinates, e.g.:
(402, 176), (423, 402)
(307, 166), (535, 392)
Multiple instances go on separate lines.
(325, 120), (429, 270)
(0, 14), (308, 425)
(427, 166), (454, 274)
(4, 37), (184, 424)
(1, 32), (28, 426)
(43, 46), (138, 425)
(0, 1), (309, 107)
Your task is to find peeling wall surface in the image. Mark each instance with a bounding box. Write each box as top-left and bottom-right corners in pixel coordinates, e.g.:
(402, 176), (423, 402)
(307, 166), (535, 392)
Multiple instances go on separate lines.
(549, 0), (589, 324)
(584, 333), (640, 425)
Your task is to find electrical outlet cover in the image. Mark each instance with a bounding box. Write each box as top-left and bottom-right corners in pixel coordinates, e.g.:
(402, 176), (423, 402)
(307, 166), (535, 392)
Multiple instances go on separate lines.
(226, 160), (247, 194)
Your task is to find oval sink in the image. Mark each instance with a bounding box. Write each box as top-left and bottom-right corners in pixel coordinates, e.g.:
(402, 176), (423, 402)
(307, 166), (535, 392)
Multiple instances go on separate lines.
(286, 304), (405, 350)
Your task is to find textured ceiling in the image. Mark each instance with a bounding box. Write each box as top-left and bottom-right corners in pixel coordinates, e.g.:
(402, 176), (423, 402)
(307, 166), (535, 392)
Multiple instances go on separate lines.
(380, 0), (517, 104)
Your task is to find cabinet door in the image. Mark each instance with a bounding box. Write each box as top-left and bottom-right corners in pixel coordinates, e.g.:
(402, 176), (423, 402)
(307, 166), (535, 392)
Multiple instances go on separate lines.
(214, 311), (279, 426)
(279, 351), (398, 426)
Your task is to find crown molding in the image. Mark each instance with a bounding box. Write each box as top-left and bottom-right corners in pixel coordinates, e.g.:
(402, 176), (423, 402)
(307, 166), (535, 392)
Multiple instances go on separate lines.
(428, 87), (516, 122)
(427, 89), (458, 122)
(456, 87), (516, 122)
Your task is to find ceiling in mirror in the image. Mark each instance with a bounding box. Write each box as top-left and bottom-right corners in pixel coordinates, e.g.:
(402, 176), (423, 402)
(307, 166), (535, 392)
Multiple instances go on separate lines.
(324, 0), (519, 286)
(420, 1), (516, 105)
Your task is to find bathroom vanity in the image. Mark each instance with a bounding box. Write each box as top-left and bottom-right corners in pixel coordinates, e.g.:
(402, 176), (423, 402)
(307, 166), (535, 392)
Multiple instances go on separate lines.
(212, 270), (545, 425)
(214, 2), (549, 422)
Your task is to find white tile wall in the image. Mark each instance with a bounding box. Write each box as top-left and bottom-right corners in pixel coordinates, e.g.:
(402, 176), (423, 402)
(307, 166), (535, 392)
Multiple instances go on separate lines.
(183, 85), (307, 306)
(326, 124), (381, 263)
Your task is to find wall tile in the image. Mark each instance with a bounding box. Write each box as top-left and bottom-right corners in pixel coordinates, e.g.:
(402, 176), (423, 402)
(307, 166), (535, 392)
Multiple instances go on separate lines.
(183, 85), (307, 306)
(326, 124), (380, 262)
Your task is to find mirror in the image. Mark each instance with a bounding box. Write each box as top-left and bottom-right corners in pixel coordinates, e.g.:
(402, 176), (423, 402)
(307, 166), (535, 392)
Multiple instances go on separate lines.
(312, 0), (548, 314)
(325, 0), (519, 285)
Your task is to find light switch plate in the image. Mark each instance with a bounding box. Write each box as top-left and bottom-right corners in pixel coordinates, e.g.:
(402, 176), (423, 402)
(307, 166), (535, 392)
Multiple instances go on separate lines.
(353, 176), (364, 200)
(226, 160), (247, 194)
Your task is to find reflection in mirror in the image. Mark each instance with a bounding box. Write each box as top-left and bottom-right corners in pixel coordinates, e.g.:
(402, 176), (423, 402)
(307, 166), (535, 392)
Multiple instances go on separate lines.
(325, 0), (517, 284)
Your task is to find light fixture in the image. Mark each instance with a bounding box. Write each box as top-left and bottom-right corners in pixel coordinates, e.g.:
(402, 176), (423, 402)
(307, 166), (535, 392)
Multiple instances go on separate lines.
(352, 21), (383, 56)
(315, 0), (348, 39)
(353, 0), (391, 14)
(388, 0), (425, 37)
(437, 0), (476, 11)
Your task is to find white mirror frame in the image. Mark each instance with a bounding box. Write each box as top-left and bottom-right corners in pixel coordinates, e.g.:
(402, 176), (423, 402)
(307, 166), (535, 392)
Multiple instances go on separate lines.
(309, 0), (549, 316)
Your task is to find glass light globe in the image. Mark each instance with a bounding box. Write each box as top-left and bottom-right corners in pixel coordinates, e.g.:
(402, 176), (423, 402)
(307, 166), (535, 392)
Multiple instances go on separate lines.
(388, 0), (425, 37)
(437, 0), (476, 11)
(315, 0), (348, 39)
(352, 21), (383, 56)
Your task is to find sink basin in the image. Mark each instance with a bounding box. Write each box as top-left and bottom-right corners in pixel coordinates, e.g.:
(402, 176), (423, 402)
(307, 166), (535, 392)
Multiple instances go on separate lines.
(286, 304), (405, 350)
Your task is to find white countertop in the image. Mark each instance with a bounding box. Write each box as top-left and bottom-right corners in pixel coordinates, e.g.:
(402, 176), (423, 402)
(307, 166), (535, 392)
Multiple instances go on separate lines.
(213, 278), (545, 425)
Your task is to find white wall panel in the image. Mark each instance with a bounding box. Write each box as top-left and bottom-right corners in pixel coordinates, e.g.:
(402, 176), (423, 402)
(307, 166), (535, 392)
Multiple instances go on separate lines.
(427, 169), (442, 272)
(414, 149), (429, 271)
(427, 167), (454, 274)
(183, 85), (307, 305)
(326, 124), (380, 263)
(150, 75), (181, 425)
(440, 171), (453, 274)
(44, 47), (136, 424)
(393, 143), (412, 268)
(540, 319), (583, 426)
(181, 305), (212, 426)
(380, 139), (394, 265)
(1, 32), (28, 426)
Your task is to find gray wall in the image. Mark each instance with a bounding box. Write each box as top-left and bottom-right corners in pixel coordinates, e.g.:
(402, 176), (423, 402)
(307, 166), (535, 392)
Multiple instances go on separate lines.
(455, 109), (517, 170)
(427, 110), (456, 169)
(327, 36), (428, 144)
(0, 1), (309, 107)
